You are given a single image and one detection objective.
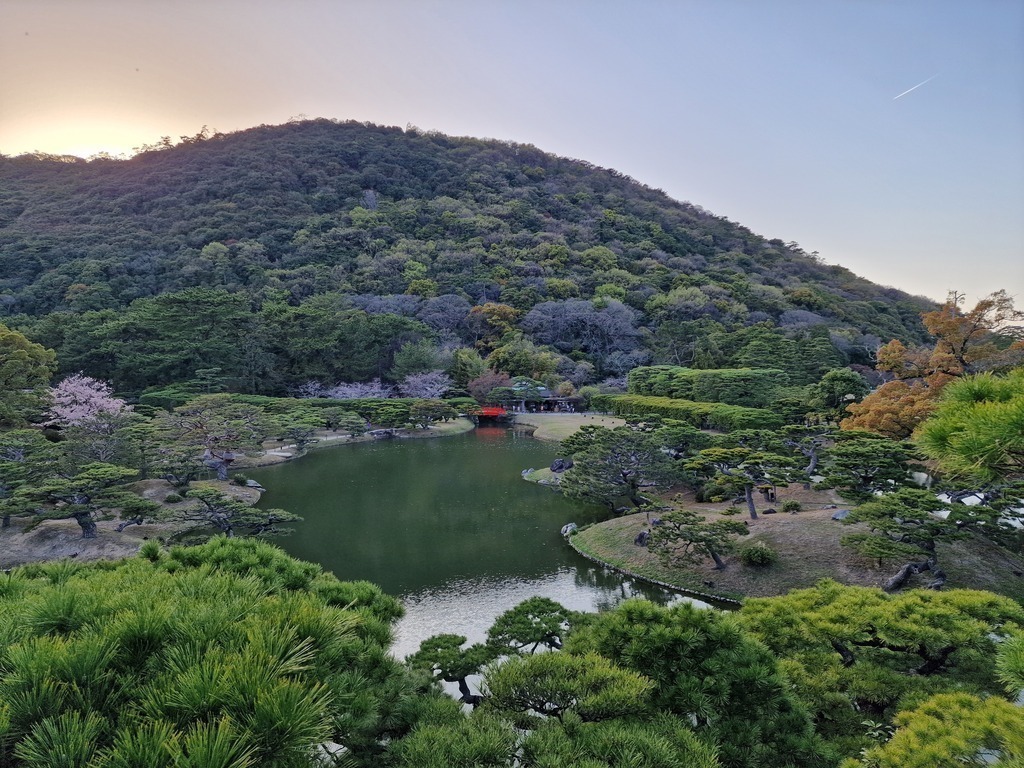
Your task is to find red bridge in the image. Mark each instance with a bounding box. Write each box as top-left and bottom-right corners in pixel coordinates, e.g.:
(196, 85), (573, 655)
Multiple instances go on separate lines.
(479, 406), (508, 418)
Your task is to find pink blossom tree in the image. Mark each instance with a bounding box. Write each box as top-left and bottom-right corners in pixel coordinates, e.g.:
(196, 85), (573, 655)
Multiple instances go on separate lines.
(46, 374), (131, 428)
(399, 371), (453, 399)
(326, 379), (395, 399)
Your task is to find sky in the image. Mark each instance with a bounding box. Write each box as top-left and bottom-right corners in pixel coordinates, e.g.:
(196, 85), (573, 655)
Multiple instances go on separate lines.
(2, 1), (1022, 304)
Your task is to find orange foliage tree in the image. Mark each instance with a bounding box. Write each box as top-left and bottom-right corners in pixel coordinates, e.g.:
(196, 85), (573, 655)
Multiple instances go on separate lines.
(841, 290), (1023, 438)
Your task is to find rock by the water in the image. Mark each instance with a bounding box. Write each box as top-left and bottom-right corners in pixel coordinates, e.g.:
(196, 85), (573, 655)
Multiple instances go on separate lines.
(550, 457), (574, 473)
(560, 523), (578, 536)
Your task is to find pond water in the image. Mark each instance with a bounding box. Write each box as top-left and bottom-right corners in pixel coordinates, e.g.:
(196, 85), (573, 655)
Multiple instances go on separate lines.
(247, 426), (692, 658)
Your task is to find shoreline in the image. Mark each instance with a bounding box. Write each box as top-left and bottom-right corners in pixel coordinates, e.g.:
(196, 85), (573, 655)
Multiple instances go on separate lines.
(563, 531), (743, 608)
(0, 417), (477, 570)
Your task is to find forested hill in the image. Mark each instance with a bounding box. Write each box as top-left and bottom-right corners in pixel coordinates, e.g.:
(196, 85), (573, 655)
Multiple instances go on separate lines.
(0, 119), (934, 392)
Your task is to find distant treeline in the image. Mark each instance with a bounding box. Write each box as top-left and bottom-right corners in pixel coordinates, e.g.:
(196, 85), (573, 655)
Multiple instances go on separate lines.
(1, 119), (933, 394)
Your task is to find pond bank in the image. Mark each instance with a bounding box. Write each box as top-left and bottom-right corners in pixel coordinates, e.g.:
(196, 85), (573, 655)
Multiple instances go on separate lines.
(1, 419), (477, 569)
(235, 417), (477, 469)
(567, 487), (1024, 602)
(509, 412), (625, 443)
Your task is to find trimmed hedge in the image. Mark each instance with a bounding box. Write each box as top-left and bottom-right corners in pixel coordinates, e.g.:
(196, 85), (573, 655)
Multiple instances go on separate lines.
(627, 366), (789, 409)
(591, 394), (783, 431)
(228, 394), (413, 423)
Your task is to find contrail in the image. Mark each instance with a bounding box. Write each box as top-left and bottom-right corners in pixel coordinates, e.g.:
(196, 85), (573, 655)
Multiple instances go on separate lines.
(893, 74), (939, 100)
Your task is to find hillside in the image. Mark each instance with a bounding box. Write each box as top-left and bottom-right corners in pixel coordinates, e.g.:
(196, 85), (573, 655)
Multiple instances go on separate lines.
(0, 119), (934, 393)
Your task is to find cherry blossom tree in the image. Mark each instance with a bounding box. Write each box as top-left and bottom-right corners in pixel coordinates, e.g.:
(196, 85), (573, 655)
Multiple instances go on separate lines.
(399, 370), (452, 399)
(46, 373), (131, 428)
(326, 379), (395, 399)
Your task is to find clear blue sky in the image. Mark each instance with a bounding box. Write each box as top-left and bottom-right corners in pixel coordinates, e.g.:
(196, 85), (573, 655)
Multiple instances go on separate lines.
(2, 0), (1021, 304)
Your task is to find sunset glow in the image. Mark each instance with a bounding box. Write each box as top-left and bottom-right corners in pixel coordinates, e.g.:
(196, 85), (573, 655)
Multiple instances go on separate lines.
(1, 1), (1020, 301)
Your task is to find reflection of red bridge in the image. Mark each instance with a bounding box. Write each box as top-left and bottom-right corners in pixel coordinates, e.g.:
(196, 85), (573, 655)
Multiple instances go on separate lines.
(479, 406), (508, 418)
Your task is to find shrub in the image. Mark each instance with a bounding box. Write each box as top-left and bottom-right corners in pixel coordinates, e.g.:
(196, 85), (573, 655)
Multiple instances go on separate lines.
(0, 538), (416, 765)
(163, 493), (183, 504)
(139, 539), (163, 561)
(740, 542), (778, 567)
(721, 506), (743, 516)
(781, 500), (801, 514)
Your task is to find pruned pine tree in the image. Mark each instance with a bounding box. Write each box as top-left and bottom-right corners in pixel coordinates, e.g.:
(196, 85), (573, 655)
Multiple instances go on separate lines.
(739, 580), (1024, 755)
(0, 538), (428, 768)
(648, 508), (749, 570)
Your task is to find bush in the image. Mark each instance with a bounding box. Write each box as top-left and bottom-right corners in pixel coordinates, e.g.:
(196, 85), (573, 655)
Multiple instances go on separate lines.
(139, 539), (163, 561)
(232, 473), (249, 486)
(163, 493), (183, 503)
(0, 538), (416, 765)
(721, 506), (743, 516)
(781, 500), (801, 513)
(740, 542), (778, 567)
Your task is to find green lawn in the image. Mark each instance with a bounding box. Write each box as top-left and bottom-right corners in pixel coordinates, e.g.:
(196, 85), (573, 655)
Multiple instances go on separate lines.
(513, 413), (625, 442)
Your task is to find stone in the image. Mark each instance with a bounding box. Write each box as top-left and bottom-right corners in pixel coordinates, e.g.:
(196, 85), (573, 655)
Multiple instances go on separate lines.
(831, 509), (851, 520)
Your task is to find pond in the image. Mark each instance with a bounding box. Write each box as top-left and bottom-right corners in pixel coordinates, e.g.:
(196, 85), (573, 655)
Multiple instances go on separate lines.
(247, 425), (693, 658)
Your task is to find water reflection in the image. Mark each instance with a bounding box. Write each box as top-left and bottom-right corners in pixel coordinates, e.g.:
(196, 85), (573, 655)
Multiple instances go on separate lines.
(247, 427), (701, 658)
(393, 567), (694, 659)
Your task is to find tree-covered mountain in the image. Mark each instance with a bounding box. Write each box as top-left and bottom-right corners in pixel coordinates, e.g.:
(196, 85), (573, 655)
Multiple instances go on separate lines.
(0, 119), (934, 394)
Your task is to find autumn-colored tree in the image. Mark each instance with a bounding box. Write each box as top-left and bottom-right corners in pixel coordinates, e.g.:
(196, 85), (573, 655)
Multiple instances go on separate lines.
(922, 289), (1023, 374)
(842, 291), (1024, 438)
(839, 379), (938, 439)
(467, 370), (512, 403)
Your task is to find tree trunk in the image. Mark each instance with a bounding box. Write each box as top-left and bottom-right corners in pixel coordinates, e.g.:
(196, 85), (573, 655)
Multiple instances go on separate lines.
(883, 559), (932, 592)
(744, 484), (758, 520)
(115, 516), (144, 532)
(73, 512), (97, 539)
(915, 644), (957, 676)
(927, 569), (947, 590)
(457, 678), (482, 707)
(709, 548), (727, 570)
(830, 639), (856, 667)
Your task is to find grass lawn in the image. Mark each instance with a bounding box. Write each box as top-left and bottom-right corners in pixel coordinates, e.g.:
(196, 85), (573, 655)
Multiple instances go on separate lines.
(513, 412), (625, 442)
(571, 486), (1024, 602)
